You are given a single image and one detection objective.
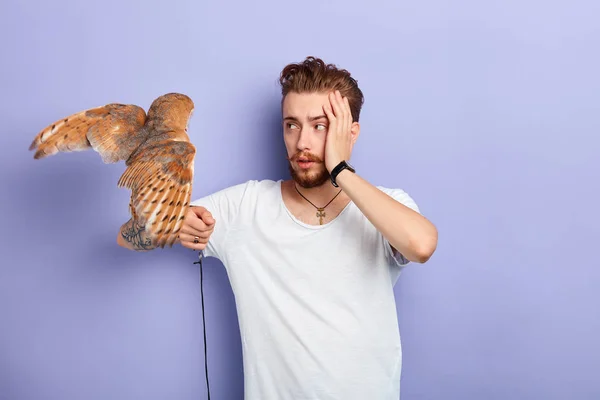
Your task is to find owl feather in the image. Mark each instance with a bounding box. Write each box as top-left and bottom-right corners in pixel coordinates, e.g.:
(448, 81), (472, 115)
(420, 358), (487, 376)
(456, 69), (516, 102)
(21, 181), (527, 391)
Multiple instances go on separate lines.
(29, 92), (197, 249)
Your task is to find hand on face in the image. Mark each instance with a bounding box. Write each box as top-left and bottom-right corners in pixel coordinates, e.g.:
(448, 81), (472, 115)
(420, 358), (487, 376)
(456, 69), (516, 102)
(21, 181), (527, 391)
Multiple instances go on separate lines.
(323, 90), (354, 173)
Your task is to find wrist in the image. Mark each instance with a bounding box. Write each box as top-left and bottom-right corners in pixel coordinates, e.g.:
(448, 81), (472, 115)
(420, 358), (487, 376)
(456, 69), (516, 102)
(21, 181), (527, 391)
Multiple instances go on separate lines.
(326, 158), (342, 174)
(334, 168), (353, 186)
(329, 160), (355, 187)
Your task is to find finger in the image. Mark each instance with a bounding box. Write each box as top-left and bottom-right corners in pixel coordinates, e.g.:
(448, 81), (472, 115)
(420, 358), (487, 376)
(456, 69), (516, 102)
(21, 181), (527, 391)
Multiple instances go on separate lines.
(343, 96), (351, 120)
(188, 212), (215, 232)
(181, 222), (211, 238)
(180, 222), (214, 237)
(323, 104), (337, 138)
(337, 95), (348, 133)
(179, 225), (213, 238)
(186, 217), (209, 233)
(191, 206), (216, 226)
(179, 232), (210, 244)
(323, 97), (336, 122)
(190, 206), (206, 216)
(343, 96), (351, 136)
(330, 91), (342, 118)
(180, 239), (207, 251)
(178, 231), (210, 250)
(340, 93), (350, 121)
(335, 90), (346, 118)
(331, 91), (346, 137)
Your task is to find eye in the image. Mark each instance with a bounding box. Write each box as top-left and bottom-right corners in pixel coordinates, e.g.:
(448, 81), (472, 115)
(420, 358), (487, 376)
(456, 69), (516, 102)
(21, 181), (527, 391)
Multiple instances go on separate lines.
(315, 124), (327, 131)
(286, 123), (298, 129)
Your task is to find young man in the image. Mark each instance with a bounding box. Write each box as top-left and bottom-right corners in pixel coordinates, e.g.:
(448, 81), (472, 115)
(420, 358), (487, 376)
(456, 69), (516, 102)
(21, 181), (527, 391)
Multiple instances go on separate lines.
(123, 56), (437, 399)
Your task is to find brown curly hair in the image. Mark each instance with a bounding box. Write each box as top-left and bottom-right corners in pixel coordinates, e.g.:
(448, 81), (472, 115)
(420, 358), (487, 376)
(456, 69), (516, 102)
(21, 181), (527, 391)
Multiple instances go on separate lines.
(279, 56), (364, 122)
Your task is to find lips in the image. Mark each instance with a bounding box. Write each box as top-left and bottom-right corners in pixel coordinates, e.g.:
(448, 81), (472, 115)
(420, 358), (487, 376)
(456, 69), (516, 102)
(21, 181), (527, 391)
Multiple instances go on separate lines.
(297, 160), (314, 169)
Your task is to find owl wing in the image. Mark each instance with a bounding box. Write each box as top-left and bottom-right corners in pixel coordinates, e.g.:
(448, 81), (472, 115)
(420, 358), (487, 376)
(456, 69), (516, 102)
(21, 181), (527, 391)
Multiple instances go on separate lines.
(117, 139), (196, 248)
(29, 104), (147, 163)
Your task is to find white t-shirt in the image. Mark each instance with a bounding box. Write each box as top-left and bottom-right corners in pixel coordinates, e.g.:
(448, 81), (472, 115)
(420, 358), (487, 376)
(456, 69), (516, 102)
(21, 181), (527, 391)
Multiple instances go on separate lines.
(191, 179), (420, 400)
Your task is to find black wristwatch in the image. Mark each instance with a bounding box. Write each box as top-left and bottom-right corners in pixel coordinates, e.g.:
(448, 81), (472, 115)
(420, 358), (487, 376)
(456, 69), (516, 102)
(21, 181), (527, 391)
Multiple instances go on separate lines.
(330, 160), (355, 187)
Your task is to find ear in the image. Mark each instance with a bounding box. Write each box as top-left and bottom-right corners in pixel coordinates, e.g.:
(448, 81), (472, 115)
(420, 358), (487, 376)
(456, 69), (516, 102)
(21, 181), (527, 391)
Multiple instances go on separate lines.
(350, 122), (360, 144)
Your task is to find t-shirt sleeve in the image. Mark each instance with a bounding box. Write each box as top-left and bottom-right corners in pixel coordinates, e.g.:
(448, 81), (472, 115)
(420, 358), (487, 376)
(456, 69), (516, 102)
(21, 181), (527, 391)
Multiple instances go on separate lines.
(378, 187), (421, 268)
(189, 181), (252, 260)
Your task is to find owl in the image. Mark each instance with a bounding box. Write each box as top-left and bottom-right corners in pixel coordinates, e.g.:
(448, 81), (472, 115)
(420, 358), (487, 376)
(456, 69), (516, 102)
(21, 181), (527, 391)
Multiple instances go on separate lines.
(28, 92), (196, 249)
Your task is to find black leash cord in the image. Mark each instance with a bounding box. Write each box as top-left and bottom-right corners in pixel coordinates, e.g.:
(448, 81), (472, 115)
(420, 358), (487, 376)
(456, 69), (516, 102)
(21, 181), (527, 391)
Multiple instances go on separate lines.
(193, 250), (211, 400)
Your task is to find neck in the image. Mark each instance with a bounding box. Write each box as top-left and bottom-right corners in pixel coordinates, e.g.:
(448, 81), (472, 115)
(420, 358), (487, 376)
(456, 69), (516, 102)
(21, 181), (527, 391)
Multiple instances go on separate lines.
(292, 180), (345, 205)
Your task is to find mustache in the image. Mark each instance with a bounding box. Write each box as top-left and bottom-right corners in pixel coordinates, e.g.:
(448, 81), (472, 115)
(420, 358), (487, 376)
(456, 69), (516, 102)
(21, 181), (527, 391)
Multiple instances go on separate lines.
(287, 152), (323, 163)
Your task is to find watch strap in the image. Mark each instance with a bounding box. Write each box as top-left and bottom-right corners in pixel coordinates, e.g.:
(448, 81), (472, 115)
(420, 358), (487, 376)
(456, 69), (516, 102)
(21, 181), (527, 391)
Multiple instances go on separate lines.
(330, 160), (355, 187)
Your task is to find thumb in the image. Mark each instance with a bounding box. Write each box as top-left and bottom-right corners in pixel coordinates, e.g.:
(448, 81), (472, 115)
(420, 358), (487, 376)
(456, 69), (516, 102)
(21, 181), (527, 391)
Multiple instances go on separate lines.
(191, 205), (207, 217)
(201, 210), (215, 225)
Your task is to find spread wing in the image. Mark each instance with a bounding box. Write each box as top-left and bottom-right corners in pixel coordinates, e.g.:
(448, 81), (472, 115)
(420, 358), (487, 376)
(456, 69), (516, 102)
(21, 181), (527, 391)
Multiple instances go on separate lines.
(29, 104), (147, 163)
(117, 139), (196, 248)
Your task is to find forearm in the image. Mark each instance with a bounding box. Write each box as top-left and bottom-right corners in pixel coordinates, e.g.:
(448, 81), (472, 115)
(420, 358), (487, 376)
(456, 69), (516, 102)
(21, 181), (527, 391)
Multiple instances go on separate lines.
(335, 170), (438, 263)
(117, 218), (156, 252)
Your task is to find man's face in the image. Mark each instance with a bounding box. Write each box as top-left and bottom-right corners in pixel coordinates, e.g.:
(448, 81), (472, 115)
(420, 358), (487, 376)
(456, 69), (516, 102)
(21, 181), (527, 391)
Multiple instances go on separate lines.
(282, 91), (332, 188)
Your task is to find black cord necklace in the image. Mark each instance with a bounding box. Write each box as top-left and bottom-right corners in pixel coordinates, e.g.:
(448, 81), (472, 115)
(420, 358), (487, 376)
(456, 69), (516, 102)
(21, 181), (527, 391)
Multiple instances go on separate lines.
(294, 184), (343, 225)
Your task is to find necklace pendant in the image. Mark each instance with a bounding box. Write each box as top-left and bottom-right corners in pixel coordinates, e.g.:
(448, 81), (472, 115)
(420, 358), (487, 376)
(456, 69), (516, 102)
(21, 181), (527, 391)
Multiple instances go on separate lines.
(316, 208), (326, 225)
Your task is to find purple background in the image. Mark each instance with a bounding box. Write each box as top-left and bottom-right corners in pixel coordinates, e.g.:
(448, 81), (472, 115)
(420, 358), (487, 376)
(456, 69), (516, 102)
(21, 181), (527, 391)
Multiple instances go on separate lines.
(1, 0), (599, 399)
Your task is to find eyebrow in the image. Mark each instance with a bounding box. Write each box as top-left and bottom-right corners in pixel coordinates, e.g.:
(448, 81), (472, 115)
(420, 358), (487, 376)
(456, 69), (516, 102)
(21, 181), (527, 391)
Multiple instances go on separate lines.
(284, 114), (327, 122)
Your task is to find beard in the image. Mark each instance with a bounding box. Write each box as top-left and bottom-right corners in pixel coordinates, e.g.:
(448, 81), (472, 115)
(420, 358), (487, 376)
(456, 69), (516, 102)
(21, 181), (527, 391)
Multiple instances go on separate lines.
(287, 151), (330, 189)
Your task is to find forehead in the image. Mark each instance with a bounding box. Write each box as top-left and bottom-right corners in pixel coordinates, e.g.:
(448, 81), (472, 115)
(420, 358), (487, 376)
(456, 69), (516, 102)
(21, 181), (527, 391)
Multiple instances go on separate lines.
(282, 92), (330, 118)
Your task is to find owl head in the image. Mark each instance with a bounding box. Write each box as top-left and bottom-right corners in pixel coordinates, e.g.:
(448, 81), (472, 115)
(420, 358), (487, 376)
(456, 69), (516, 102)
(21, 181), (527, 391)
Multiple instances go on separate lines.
(147, 93), (195, 132)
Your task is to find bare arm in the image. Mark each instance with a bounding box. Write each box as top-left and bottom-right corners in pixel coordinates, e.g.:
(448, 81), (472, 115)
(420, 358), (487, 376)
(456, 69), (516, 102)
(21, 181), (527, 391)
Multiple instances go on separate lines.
(336, 170), (438, 263)
(116, 218), (157, 252)
(321, 91), (437, 263)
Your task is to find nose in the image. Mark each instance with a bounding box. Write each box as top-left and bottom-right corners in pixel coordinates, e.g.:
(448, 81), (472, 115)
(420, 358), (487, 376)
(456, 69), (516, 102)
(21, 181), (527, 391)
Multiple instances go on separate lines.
(296, 125), (311, 151)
